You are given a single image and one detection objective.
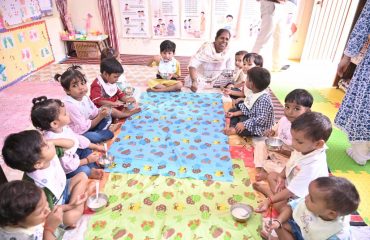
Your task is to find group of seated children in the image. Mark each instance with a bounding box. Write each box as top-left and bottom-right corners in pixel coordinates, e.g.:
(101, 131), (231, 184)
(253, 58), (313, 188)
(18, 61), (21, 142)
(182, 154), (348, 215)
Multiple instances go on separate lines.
(0, 47), (144, 239)
(0, 39), (361, 240)
(217, 49), (360, 239)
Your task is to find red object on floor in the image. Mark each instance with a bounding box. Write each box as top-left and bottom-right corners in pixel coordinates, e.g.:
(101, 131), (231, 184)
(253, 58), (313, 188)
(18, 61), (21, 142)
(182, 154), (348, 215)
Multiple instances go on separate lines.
(229, 146), (255, 168)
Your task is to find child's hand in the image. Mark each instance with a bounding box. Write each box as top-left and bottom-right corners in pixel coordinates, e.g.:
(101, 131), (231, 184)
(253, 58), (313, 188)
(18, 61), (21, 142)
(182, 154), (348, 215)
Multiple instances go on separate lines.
(265, 219), (281, 232)
(124, 97), (136, 103)
(255, 198), (270, 213)
(70, 192), (88, 207)
(99, 106), (110, 118)
(45, 206), (63, 230)
(225, 111), (233, 118)
(92, 144), (106, 152)
(86, 153), (100, 164)
(264, 129), (275, 137)
(112, 101), (124, 108)
(235, 122), (246, 133)
(275, 176), (286, 193)
(223, 88), (231, 95)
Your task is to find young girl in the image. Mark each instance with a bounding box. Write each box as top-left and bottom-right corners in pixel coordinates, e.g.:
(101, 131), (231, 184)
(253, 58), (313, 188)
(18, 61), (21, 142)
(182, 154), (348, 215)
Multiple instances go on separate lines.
(31, 96), (104, 180)
(223, 53), (263, 102)
(0, 180), (63, 240)
(55, 65), (115, 143)
(254, 89), (313, 181)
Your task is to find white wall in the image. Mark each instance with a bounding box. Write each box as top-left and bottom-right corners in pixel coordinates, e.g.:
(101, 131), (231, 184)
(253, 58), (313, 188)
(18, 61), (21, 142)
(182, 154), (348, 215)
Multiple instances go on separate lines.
(68, 0), (311, 58)
(44, 0), (67, 62)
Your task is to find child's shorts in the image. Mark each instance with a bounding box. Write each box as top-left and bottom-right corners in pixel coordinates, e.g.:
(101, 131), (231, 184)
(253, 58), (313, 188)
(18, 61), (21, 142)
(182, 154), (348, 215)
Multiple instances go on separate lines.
(288, 219), (304, 240)
(148, 79), (179, 89)
(61, 178), (71, 204)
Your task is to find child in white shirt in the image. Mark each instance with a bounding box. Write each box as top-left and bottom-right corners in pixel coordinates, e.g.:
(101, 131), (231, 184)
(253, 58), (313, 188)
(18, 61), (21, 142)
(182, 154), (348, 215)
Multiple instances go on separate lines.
(2, 130), (89, 228)
(0, 180), (64, 240)
(254, 89), (313, 180)
(267, 176), (359, 240)
(255, 112), (332, 212)
(31, 96), (105, 180)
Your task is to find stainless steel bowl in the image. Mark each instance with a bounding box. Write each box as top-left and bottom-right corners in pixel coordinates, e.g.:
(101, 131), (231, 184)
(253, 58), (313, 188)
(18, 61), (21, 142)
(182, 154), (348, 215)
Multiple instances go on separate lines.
(265, 137), (283, 151)
(230, 203), (253, 222)
(87, 193), (108, 212)
(98, 155), (114, 168)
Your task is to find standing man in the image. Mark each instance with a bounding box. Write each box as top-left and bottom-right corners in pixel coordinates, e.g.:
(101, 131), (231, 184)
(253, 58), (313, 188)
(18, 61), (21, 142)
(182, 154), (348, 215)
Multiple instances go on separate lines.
(252, 0), (297, 72)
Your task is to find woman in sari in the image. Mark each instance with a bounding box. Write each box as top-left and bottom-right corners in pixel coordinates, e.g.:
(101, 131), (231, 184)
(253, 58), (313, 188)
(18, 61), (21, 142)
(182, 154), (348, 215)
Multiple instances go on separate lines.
(185, 29), (234, 92)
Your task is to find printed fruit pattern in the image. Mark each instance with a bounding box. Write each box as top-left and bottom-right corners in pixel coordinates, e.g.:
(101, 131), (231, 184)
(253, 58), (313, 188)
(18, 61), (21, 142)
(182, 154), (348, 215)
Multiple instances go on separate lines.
(203, 192), (215, 200)
(209, 225), (224, 238)
(141, 220), (154, 231)
(112, 227), (126, 239)
(187, 219), (200, 230)
(199, 204), (211, 219)
(162, 226), (175, 239)
(121, 192), (133, 200)
(127, 179), (138, 187)
(186, 194), (201, 205)
(92, 220), (107, 231)
(162, 191), (174, 200)
(244, 191), (256, 200)
(155, 204), (167, 218)
(143, 193), (160, 205)
(227, 194), (243, 205)
(242, 178), (251, 187)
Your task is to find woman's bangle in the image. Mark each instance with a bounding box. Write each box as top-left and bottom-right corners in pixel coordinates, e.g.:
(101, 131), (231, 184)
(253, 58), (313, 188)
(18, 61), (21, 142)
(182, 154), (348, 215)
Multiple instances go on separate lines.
(44, 225), (57, 238)
(273, 219), (282, 228)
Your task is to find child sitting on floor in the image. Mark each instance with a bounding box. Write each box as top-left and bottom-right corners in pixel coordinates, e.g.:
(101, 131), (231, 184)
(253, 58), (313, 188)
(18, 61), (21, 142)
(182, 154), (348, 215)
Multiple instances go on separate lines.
(255, 112), (332, 213)
(254, 89), (313, 181)
(147, 40), (182, 92)
(267, 176), (360, 240)
(0, 180), (64, 240)
(223, 53), (263, 101)
(31, 96), (105, 180)
(2, 130), (89, 227)
(230, 50), (248, 88)
(223, 67), (274, 137)
(55, 65), (116, 143)
(90, 57), (141, 119)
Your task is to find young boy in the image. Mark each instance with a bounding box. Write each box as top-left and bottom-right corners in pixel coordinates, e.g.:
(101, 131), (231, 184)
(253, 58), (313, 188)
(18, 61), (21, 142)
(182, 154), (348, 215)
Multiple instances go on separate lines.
(232, 50), (248, 87)
(223, 53), (263, 102)
(254, 89), (313, 180)
(255, 112), (332, 212)
(2, 130), (89, 228)
(0, 181), (64, 240)
(90, 57), (141, 119)
(147, 40), (182, 92)
(268, 176), (360, 240)
(224, 67), (274, 137)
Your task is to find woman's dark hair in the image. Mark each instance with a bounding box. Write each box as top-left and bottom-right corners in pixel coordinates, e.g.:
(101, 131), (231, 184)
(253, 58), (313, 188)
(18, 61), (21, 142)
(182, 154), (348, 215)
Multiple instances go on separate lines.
(54, 65), (87, 91)
(101, 47), (119, 61)
(313, 176), (360, 216)
(31, 96), (64, 131)
(285, 89), (313, 108)
(0, 180), (42, 227)
(2, 130), (45, 172)
(215, 28), (231, 40)
(247, 67), (270, 91)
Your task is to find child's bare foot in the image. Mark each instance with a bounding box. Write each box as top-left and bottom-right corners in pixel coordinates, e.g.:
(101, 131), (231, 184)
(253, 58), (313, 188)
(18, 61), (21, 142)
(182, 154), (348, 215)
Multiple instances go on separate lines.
(255, 169), (268, 181)
(224, 127), (237, 136)
(89, 168), (104, 180)
(109, 123), (121, 132)
(252, 182), (270, 197)
(146, 88), (154, 92)
(86, 181), (97, 196)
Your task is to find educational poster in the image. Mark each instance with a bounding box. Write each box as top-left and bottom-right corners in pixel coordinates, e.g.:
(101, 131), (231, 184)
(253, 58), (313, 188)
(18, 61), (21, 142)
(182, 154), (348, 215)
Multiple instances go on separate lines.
(0, 0), (42, 27)
(120, 0), (150, 38)
(151, 0), (180, 38)
(0, 21), (54, 90)
(38, 0), (53, 17)
(243, 0), (261, 39)
(180, 0), (211, 39)
(211, 0), (241, 38)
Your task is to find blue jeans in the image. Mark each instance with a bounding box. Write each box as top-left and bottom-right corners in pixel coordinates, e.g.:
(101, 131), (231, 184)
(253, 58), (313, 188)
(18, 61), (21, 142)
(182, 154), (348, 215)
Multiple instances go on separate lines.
(66, 148), (99, 178)
(83, 118), (114, 143)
